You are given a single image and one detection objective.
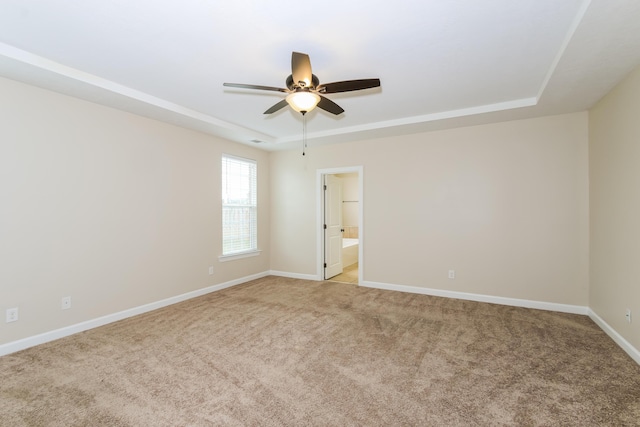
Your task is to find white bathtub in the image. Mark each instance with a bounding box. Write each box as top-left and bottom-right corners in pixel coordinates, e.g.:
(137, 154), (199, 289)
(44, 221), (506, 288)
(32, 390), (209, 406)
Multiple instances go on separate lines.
(342, 238), (359, 267)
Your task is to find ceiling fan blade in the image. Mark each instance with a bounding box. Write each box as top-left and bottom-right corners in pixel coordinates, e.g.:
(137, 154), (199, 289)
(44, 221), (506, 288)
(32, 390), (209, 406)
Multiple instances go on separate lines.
(223, 83), (287, 93)
(263, 99), (289, 114)
(318, 78), (381, 94)
(317, 95), (344, 115)
(291, 52), (313, 88)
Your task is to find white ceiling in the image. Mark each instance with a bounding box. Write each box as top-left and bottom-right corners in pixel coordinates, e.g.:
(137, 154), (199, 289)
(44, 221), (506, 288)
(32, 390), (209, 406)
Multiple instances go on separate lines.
(1, 0), (640, 151)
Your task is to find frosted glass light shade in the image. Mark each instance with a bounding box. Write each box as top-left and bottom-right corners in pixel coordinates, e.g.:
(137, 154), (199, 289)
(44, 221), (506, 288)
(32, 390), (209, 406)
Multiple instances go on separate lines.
(286, 91), (320, 113)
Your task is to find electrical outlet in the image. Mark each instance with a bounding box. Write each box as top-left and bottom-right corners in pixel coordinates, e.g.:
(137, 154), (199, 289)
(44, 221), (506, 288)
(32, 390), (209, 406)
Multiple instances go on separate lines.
(448, 270), (455, 279)
(625, 309), (632, 323)
(61, 297), (71, 310)
(6, 307), (18, 323)
(208, 266), (214, 275)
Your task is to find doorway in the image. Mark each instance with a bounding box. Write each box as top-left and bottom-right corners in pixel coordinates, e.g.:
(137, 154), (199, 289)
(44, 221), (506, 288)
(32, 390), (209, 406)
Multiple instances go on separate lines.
(317, 167), (363, 284)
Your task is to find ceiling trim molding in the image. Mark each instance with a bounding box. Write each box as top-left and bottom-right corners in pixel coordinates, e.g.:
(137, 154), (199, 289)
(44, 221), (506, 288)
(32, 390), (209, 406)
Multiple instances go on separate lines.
(0, 39), (561, 148)
(0, 42), (275, 142)
(536, 0), (591, 100)
(276, 97), (538, 144)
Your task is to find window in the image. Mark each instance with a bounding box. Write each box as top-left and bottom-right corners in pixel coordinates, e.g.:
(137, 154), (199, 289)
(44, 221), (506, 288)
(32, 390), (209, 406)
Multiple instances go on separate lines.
(221, 155), (257, 257)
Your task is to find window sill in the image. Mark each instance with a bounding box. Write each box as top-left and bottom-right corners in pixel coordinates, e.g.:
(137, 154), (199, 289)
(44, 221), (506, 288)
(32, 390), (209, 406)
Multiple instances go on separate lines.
(218, 250), (262, 262)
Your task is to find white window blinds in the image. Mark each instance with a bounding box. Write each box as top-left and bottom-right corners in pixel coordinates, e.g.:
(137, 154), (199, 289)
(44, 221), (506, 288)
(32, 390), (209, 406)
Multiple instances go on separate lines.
(222, 155), (257, 255)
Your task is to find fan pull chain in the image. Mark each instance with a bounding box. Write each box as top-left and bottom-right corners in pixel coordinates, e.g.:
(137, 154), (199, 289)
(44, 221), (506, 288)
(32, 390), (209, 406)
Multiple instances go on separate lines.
(302, 111), (307, 156)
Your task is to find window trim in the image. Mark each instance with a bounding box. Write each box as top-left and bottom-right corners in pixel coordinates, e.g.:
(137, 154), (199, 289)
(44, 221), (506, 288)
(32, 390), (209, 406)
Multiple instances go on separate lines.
(218, 249), (262, 262)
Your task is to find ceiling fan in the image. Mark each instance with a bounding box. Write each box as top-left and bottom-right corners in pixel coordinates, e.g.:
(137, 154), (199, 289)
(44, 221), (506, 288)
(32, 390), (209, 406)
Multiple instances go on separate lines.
(223, 52), (381, 116)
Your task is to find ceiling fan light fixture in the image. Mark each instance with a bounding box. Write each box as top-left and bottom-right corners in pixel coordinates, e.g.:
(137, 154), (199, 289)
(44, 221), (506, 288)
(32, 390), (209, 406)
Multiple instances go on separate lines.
(225, 52), (380, 116)
(286, 91), (320, 113)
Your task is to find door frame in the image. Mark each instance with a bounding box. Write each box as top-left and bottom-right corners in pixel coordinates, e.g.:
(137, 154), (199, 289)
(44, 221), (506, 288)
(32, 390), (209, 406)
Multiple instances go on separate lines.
(316, 166), (364, 283)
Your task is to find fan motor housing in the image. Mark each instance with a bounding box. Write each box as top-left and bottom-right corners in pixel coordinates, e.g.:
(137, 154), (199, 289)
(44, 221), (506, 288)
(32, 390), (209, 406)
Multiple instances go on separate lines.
(287, 74), (320, 90)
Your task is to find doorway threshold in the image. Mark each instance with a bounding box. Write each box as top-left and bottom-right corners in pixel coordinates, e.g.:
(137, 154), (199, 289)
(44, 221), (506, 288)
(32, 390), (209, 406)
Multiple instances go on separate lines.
(328, 263), (359, 284)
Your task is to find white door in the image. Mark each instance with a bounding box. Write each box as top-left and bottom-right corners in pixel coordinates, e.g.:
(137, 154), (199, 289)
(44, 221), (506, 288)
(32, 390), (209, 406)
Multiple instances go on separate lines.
(324, 175), (343, 279)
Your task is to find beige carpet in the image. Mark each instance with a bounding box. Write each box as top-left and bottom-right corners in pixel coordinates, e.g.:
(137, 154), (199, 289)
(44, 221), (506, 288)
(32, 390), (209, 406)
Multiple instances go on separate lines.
(1, 276), (639, 426)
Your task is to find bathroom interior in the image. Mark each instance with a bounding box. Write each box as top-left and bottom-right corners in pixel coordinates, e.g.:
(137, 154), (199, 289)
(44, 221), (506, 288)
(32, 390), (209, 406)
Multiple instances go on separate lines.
(330, 172), (359, 284)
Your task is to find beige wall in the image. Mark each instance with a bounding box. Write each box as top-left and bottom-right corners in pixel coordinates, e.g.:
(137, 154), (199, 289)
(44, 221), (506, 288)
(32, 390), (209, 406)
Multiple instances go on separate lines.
(270, 113), (589, 305)
(589, 66), (640, 351)
(0, 77), (270, 345)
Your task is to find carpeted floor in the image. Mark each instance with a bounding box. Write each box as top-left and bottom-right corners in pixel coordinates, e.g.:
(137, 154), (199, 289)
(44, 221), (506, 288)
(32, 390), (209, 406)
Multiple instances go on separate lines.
(1, 276), (639, 426)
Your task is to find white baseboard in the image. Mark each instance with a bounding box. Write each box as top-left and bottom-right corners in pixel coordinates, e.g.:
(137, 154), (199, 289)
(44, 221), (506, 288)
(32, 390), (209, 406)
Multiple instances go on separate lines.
(269, 270), (321, 281)
(5, 273), (637, 368)
(0, 271), (270, 357)
(360, 280), (589, 315)
(588, 309), (640, 365)
(361, 280), (640, 366)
